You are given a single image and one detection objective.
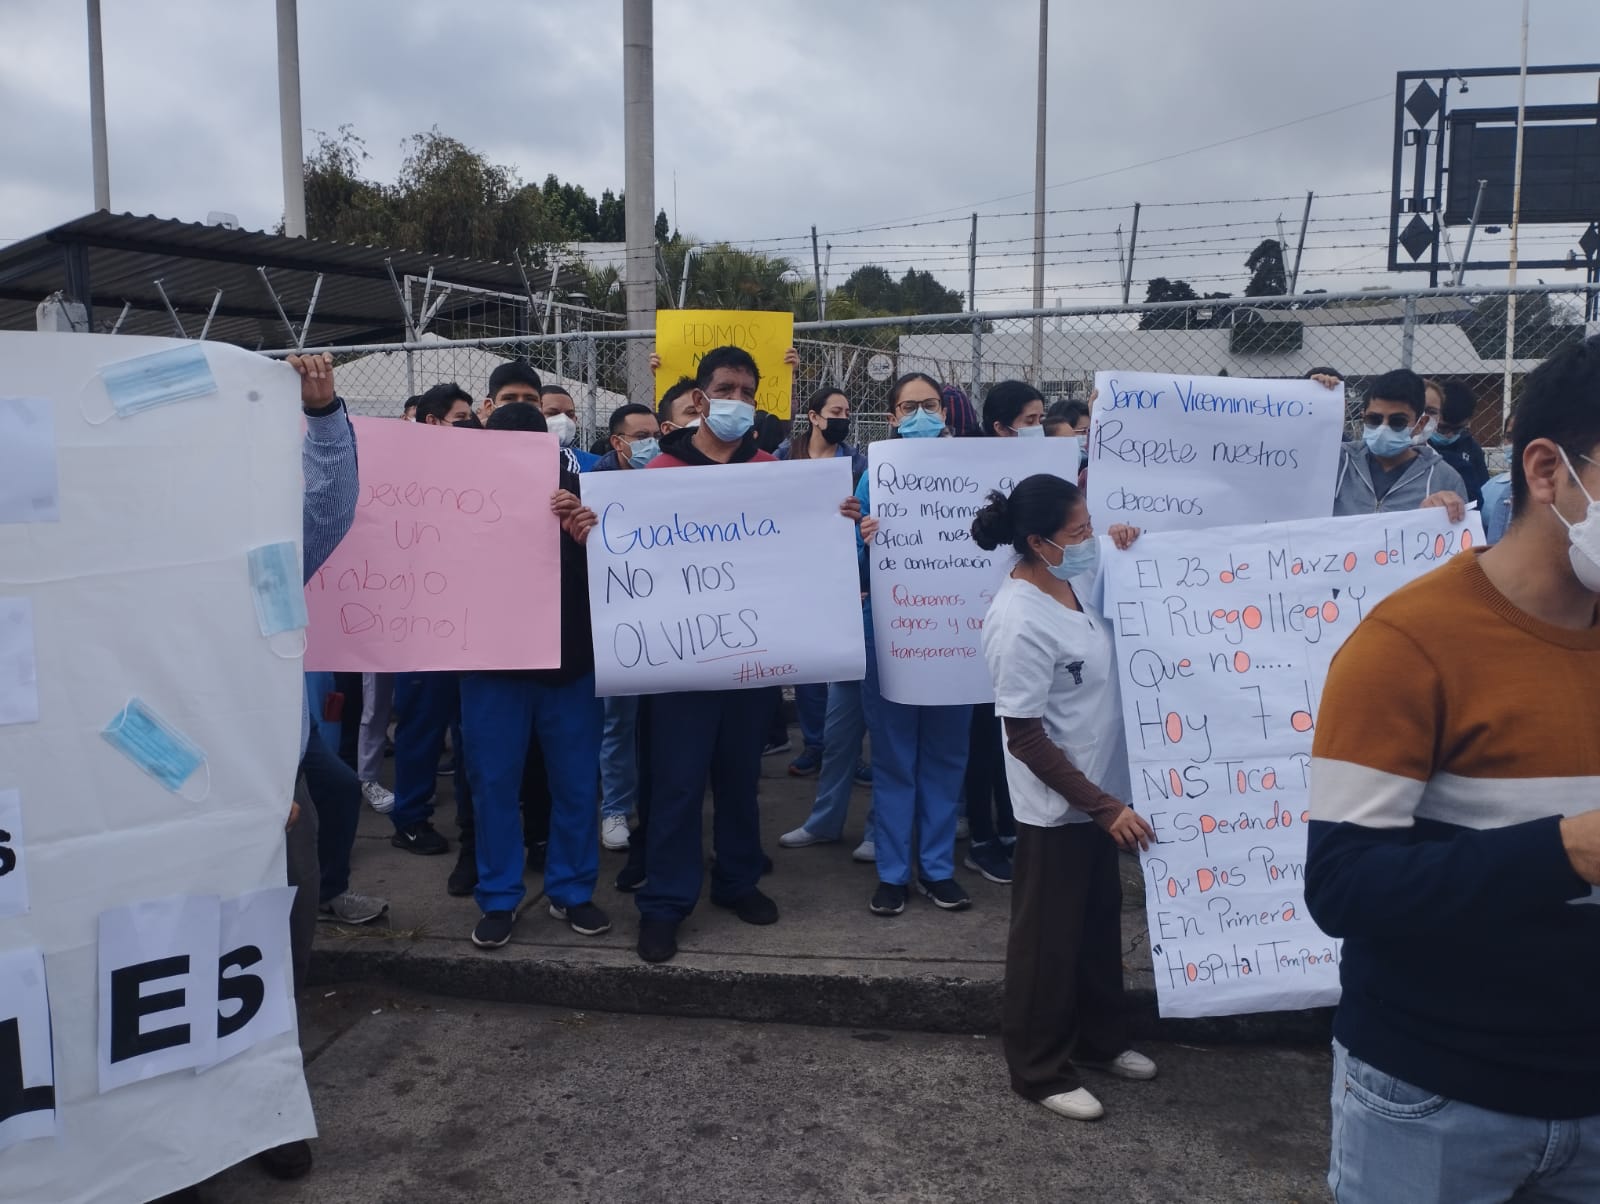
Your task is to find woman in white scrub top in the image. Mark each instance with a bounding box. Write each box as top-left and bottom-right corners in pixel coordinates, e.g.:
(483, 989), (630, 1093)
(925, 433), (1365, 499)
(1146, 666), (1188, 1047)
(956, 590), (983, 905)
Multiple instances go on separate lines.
(973, 473), (1157, 1124)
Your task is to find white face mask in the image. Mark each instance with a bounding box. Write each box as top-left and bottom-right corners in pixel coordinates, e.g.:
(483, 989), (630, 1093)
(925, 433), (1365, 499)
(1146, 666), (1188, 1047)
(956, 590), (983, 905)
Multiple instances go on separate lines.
(1553, 449), (1600, 592)
(545, 413), (578, 446)
(1413, 416), (1440, 446)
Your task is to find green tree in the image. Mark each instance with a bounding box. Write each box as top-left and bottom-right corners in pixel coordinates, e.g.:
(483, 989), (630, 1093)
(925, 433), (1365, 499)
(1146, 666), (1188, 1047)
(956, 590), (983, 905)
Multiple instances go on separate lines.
(1244, 238), (1288, 297)
(1139, 277), (1200, 329)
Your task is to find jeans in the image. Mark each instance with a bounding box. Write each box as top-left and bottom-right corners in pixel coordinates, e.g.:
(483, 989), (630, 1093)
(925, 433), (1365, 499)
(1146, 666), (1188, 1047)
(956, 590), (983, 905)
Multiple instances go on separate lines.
(798, 680), (874, 842)
(460, 673), (602, 915)
(304, 672), (342, 758)
(299, 726), (361, 904)
(600, 695), (639, 820)
(357, 672), (394, 782)
(1329, 1040), (1600, 1203)
(794, 683), (827, 753)
(863, 621), (970, 885)
(390, 671), (459, 830)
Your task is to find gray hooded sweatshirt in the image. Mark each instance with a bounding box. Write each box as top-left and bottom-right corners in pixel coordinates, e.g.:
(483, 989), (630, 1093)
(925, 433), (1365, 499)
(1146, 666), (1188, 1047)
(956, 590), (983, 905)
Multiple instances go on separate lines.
(1332, 440), (1468, 516)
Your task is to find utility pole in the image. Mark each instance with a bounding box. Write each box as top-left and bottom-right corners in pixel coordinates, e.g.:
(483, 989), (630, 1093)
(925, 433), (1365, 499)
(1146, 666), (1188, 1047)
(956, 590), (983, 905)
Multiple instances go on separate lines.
(86, 0), (109, 211)
(275, 0), (306, 237)
(1031, 0), (1048, 381)
(1501, 0), (1530, 435)
(967, 214), (978, 311)
(1288, 191), (1313, 294)
(811, 225), (824, 321)
(623, 0), (656, 406)
(1453, 180), (1487, 287)
(1121, 203), (1141, 304)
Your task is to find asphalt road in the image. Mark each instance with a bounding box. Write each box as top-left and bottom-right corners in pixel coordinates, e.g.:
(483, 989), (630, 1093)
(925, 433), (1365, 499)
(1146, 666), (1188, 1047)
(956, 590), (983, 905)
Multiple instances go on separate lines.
(203, 983), (1334, 1204)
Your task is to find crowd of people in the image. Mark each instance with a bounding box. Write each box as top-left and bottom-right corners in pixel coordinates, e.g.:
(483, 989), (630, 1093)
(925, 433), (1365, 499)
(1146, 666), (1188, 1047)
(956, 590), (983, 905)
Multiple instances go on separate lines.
(266, 331), (1600, 1198)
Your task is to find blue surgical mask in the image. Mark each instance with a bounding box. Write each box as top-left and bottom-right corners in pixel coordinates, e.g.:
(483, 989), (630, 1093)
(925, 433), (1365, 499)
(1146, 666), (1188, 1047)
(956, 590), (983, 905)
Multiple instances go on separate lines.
(247, 541), (309, 638)
(1043, 536), (1100, 581)
(626, 436), (660, 468)
(1013, 424), (1045, 439)
(98, 344), (218, 419)
(897, 409), (945, 439)
(1429, 430), (1463, 447)
(705, 398), (756, 442)
(1363, 422), (1414, 459)
(102, 697), (209, 796)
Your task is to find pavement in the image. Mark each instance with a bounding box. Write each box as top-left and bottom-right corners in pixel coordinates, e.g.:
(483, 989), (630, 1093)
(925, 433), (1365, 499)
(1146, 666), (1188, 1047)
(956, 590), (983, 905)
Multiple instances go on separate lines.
(209, 983), (1335, 1204)
(316, 739), (1331, 1044)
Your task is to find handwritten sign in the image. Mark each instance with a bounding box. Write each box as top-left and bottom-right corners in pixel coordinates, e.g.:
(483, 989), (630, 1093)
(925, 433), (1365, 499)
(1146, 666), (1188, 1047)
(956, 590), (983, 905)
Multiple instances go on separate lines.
(582, 458), (865, 696)
(867, 437), (1079, 706)
(655, 309), (795, 417)
(1086, 371), (1342, 532)
(304, 417), (561, 672)
(1105, 508), (1484, 1018)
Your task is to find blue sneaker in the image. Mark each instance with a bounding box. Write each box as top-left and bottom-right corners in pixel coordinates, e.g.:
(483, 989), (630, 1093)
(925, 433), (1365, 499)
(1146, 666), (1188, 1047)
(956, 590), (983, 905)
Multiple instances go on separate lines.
(963, 840), (1013, 885)
(853, 762), (873, 787)
(787, 747), (823, 777)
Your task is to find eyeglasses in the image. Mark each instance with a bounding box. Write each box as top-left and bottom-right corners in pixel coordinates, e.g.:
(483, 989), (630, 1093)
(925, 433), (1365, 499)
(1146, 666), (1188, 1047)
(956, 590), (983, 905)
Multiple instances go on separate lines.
(894, 398), (943, 416)
(1362, 412), (1415, 432)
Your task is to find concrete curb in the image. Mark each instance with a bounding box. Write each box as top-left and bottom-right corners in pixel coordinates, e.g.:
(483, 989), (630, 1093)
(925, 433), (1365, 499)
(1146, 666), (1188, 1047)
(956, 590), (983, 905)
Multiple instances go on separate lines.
(308, 939), (1333, 1046)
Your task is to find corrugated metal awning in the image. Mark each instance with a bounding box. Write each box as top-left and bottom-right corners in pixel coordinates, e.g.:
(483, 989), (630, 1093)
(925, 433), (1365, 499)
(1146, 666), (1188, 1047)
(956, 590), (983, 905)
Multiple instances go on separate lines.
(0, 212), (589, 348)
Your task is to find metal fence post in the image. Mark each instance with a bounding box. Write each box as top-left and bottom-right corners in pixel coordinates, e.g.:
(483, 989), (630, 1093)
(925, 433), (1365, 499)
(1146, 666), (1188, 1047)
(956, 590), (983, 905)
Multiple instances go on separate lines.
(583, 334), (599, 447)
(1400, 294), (1417, 370)
(970, 314), (983, 403)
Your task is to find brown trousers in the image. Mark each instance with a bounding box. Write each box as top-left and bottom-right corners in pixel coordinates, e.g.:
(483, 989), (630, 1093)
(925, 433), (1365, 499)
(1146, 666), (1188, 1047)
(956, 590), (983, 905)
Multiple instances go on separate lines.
(1003, 820), (1127, 1100)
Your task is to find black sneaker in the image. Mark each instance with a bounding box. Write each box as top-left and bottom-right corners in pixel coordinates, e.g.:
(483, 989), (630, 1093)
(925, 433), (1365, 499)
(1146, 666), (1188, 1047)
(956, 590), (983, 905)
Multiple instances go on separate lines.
(471, 909), (518, 949)
(963, 840), (1014, 885)
(615, 859), (647, 892)
(255, 1139), (313, 1181)
(550, 900), (612, 936)
(869, 882), (908, 916)
(390, 821), (448, 855)
(446, 846), (478, 896)
(714, 888), (779, 925)
(918, 877), (972, 911)
(638, 917), (679, 963)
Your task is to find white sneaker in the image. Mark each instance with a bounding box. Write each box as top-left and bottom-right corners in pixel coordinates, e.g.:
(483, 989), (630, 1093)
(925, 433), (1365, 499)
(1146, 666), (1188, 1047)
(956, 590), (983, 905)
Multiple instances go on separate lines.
(851, 839), (876, 863)
(1041, 1088), (1104, 1121)
(601, 814), (631, 851)
(779, 827), (833, 849)
(1080, 1049), (1158, 1081)
(360, 780), (395, 814)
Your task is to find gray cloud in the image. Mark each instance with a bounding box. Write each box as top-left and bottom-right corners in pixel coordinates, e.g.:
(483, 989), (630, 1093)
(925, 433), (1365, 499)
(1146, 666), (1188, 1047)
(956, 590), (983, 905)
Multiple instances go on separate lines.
(3, 0), (1595, 307)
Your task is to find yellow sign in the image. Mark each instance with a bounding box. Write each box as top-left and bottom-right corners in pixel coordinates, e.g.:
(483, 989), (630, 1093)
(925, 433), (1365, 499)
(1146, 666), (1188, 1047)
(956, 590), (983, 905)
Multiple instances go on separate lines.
(655, 309), (795, 417)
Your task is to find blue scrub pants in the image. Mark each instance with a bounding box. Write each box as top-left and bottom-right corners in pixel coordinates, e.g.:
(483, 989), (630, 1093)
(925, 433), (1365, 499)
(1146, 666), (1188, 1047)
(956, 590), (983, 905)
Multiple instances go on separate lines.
(798, 680), (875, 842)
(600, 695), (639, 819)
(390, 671), (460, 830)
(460, 672), (602, 915)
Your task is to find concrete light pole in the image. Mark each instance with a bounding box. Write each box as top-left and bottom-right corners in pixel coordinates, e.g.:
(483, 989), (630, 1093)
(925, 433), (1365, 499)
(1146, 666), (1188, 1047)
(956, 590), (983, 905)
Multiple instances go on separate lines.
(87, 0), (110, 211)
(623, 0), (657, 406)
(276, 0), (306, 237)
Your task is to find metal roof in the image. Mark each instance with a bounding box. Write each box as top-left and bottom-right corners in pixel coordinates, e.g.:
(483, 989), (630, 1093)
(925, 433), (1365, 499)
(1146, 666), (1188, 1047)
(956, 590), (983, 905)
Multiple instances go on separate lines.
(0, 211), (589, 349)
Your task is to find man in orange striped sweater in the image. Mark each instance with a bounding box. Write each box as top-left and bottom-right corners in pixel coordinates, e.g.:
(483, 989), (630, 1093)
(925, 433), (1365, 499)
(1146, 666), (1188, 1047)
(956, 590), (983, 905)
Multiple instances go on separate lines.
(1307, 337), (1600, 1203)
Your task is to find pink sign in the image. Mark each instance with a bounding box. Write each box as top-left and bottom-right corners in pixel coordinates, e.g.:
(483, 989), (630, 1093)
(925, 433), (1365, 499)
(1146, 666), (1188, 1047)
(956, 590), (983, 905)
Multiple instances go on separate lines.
(303, 417), (561, 671)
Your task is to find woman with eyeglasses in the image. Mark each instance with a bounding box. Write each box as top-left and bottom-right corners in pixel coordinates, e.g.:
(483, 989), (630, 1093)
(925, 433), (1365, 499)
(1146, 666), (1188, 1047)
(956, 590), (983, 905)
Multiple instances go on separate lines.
(973, 472), (1156, 1122)
(837, 372), (975, 916)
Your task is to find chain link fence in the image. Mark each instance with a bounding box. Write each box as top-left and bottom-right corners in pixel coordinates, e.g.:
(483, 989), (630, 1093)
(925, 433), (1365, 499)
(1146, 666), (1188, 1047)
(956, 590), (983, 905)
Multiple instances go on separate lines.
(273, 283), (1598, 463)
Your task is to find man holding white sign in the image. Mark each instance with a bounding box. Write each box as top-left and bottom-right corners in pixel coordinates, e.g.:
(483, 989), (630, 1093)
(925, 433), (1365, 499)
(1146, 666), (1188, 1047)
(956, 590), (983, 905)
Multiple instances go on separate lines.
(564, 346), (864, 964)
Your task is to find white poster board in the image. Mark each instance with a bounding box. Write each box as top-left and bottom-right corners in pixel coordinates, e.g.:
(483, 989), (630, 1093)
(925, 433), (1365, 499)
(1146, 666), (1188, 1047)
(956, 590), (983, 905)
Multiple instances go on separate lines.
(582, 458), (866, 696)
(1086, 371), (1343, 531)
(0, 332), (314, 1201)
(866, 437), (1080, 705)
(1105, 508), (1483, 1018)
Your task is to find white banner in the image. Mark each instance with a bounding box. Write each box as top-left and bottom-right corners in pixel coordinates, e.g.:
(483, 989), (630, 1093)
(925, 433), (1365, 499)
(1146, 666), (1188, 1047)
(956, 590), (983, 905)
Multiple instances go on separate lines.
(1106, 508), (1483, 1018)
(1087, 371), (1343, 532)
(582, 457), (866, 696)
(866, 437), (1080, 705)
(0, 332), (315, 1202)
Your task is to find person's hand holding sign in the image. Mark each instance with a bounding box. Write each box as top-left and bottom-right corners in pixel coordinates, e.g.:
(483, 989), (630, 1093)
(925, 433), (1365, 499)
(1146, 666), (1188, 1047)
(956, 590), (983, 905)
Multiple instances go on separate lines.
(1422, 491), (1467, 524)
(554, 490), (598, 544)
(286, 352), (336, 411)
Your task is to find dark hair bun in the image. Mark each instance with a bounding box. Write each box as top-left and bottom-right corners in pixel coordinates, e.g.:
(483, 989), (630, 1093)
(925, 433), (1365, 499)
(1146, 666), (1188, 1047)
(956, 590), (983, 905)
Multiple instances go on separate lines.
(970, 490), (1012, 551)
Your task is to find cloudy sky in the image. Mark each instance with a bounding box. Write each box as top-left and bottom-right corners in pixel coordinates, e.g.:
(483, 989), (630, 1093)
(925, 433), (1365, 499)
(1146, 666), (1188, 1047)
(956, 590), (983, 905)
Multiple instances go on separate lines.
(2, 0), (1596, 308)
